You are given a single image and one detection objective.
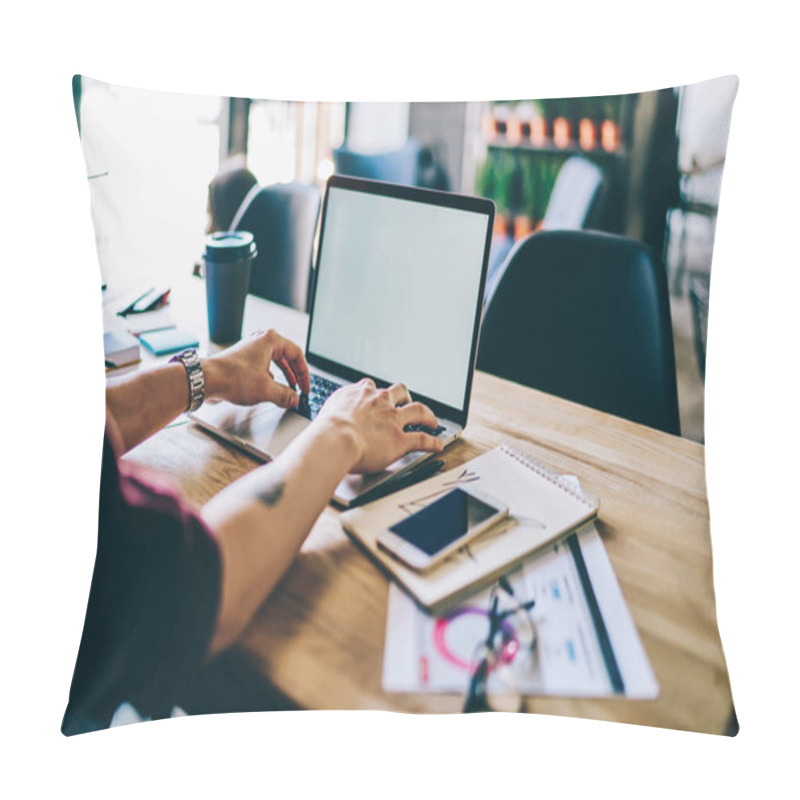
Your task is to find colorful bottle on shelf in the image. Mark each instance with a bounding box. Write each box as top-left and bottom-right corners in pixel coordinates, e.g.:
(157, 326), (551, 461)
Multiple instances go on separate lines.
(530, 114), (547, 147)
(552, 116), (571, 149)
(579, 118), (597, 150)
(601, 119), (620, 151)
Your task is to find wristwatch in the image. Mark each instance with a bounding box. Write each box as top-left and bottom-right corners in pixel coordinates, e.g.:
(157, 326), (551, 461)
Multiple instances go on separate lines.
(169, 348), (205, 412)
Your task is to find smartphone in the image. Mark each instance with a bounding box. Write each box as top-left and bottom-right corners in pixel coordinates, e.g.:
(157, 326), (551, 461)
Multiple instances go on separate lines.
(377, 486), (509, 572)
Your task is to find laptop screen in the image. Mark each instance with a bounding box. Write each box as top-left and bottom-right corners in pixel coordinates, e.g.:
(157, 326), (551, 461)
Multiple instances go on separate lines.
(306, 176), (494, 423)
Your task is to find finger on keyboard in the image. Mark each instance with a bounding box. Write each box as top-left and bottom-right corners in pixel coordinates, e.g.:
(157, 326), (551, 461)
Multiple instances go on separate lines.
(403, 423), (445, 436)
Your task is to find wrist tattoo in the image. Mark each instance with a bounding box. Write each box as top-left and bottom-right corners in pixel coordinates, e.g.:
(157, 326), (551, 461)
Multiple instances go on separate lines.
(255, 478), (286, 508)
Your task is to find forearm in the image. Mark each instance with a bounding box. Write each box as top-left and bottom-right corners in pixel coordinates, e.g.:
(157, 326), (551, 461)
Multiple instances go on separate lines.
(201, 416), (362, 656)
(105, 358), (228, 452)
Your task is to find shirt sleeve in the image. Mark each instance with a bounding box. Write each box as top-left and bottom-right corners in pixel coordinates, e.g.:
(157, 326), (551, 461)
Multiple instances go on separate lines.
(62, 422), (221, 734)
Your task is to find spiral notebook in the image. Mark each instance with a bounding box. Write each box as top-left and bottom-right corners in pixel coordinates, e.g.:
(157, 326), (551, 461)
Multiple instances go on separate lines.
(340, 444), (600, 614)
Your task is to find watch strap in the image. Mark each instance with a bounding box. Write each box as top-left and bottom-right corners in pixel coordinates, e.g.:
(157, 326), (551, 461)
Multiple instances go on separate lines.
(169, 348), (205, 412)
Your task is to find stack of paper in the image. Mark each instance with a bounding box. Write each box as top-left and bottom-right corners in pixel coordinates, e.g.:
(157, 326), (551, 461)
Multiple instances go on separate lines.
(340, 445), (600, 614)
(103, 329), (140, 369)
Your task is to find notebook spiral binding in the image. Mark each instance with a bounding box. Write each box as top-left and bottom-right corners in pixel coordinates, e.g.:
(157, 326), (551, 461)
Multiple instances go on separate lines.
(500, 443), (598, 509)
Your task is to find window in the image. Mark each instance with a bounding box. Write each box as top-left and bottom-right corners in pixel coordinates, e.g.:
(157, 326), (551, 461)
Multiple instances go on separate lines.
(245, 100), (346, 188)
(78, 78), (221, 288)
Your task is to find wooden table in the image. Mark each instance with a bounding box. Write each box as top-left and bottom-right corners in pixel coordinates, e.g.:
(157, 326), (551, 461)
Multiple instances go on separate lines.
(122, 280), (734, 735)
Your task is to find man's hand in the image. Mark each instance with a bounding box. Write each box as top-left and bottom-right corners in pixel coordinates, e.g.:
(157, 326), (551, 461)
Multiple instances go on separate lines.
(316, 378), (444, 474)
(203, 329), (311, 409)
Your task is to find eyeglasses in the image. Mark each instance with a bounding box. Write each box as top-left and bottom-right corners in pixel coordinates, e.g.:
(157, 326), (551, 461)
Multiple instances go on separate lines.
(462, 576), (538, 713)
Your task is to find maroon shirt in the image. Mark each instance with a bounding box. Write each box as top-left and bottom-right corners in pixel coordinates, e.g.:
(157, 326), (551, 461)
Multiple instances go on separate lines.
(62, 417), (221, 735)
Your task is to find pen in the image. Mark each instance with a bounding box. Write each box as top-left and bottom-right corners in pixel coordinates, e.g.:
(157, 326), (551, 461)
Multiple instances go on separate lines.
(136, 288), (170, 313)
(118, 287), (171, 316)
(566, 532), (625, 695)
(352, 459), (445, 507)
(118, 287), (154, 317)
(396, 458), (445, 489)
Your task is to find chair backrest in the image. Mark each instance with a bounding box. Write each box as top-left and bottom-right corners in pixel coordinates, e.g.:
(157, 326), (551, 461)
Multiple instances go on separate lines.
(478, 230), (680, 435)
(333, 139), (421, 186)
(232, 183), (320, 311)
(542, 156), (605, 231)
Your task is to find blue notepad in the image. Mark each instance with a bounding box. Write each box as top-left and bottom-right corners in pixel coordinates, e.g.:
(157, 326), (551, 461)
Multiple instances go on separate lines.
(138, 328), (199, 356)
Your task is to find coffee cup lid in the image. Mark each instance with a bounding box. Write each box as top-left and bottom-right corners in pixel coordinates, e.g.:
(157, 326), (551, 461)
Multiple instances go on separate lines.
(204, 231), (257, 262)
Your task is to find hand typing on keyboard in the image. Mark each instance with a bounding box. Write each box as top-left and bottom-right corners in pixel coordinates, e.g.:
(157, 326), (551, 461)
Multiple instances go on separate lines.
(199, 328), (311, 410)
(315, 378), (444, 474)
(297, 377), (445, 437)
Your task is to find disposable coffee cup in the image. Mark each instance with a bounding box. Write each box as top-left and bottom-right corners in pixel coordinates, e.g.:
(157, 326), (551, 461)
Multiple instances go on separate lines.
(203, 231), (257, 344)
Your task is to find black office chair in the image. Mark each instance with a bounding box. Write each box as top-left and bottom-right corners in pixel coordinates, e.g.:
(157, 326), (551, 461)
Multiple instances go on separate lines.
(232, 182), (321, 311)
(333, 139), (422, 186)
(478, 230), (681, 435)
(484, 157), (607, 301)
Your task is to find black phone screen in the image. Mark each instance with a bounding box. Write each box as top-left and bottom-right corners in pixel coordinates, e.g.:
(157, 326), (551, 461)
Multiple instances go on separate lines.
(388, 488), (500, 556)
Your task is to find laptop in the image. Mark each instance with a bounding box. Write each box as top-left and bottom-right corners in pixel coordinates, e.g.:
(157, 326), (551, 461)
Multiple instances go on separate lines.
(190, 174), (495, 506)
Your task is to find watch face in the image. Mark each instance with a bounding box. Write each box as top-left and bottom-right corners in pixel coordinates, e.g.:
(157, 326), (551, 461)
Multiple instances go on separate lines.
(184, 350), (201, 368)
(170, 349), (194, 364)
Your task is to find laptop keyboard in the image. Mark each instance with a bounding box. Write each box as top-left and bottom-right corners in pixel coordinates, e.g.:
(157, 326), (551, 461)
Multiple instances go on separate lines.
(296, 375), (342, 420)
(296, 374), (446, 437)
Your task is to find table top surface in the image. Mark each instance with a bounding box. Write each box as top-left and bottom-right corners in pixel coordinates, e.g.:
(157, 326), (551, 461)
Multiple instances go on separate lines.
(117, 278), (734, 734)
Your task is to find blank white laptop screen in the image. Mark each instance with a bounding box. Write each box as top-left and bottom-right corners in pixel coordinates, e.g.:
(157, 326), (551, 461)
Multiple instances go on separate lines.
(308, 186), (490, 411)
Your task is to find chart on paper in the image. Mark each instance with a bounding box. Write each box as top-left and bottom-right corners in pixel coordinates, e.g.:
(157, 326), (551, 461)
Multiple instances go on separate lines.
(383, 523), (659, 699)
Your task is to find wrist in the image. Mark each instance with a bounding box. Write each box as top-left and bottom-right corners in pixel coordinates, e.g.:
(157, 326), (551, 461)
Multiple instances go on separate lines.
(200, 356), (227, 401)
(312, 415), (364, 472)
